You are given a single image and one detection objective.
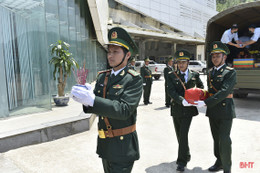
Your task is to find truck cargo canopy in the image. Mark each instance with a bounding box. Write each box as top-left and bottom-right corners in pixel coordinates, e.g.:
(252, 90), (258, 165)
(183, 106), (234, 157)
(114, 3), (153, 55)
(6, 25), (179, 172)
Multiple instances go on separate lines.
(206, 1), (260, 46)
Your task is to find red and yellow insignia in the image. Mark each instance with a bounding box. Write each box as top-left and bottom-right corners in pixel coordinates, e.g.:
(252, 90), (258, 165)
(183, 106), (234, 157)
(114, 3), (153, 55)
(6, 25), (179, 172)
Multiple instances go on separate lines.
(113, 84), (123, 89)
(179, 52), (184, 56)
(213, 44), (218, 49)
(111, 31), (117, 39)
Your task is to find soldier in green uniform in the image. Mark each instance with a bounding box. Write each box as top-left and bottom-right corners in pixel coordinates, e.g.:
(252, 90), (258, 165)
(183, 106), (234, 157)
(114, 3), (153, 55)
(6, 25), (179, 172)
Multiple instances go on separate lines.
(129, 58), (136, 71)
(164, 57), (174, 107)
(70, 27), (142, 173)
(140, 58), (153, 105)
(195, 41), (236, 173)
(167, 50), (204, 172)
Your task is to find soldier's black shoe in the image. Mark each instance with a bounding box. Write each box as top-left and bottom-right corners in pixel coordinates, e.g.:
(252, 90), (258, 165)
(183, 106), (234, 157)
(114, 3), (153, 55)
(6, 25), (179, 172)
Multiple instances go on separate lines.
(144, 102), (148, 105)
(208, 164), (223, 172)
(165, 104), (170, 108)
(148, 102), (152, 104)
(176, 165), (185, 172)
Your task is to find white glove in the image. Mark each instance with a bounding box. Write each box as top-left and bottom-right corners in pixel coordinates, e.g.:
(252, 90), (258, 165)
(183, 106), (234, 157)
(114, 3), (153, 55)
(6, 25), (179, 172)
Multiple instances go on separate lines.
(74, 83), (93, 91)
(143, 83), (146, 86)
(70, 86), (95, 106)
(84, 83), (93, 90)
(182, 99), (193, 107)
(194, 101), (206, 108)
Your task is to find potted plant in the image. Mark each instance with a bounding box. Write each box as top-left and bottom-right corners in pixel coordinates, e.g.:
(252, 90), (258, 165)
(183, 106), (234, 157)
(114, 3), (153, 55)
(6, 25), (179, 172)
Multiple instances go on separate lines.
(49, 40), (79, 106)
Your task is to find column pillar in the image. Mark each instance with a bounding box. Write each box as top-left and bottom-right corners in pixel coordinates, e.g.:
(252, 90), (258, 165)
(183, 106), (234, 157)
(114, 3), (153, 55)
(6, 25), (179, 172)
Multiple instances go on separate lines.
(138, 39), (146, 60)
(171, 42), (177, 56)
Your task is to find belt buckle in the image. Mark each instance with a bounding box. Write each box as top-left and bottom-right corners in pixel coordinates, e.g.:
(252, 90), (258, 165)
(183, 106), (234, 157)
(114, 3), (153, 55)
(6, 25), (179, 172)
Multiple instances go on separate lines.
(98, 129), (106, 139)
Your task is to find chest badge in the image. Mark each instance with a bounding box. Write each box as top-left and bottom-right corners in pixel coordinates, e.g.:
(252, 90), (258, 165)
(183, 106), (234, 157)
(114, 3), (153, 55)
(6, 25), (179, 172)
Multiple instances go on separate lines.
(113, 84), (123, 89)
(120, 70), (125, 76)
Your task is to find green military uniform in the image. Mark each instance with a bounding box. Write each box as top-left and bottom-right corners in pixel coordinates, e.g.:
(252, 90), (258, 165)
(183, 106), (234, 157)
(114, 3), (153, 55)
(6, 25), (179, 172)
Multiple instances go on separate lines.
(83, 27), (142, 173)
(168, 50), (204, 168)
(140, 58), (153, 105)
(205, 41), (236, 172)
(164, 57), (174, 107)
(129, 58), (136, 71)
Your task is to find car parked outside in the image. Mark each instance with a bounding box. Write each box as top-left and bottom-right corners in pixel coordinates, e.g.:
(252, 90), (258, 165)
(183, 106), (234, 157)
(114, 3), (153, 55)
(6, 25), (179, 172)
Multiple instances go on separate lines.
(188, 60), (207, 74)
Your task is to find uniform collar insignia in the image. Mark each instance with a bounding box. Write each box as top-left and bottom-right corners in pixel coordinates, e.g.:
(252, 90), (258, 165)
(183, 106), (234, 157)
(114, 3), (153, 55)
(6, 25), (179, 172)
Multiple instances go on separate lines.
(220, 68), (223, 72)
(120, 70), (125, 76)
(217, 75), (222, 77)
(113, 84), (123, 89)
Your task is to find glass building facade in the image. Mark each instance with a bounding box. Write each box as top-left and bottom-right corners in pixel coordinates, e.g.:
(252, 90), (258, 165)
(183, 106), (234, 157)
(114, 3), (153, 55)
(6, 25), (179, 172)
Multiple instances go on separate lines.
(0, 0), (107, 118)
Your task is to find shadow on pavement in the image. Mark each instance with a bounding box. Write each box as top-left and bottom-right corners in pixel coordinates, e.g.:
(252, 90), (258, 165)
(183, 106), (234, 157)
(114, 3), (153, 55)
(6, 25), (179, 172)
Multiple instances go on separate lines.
(154, 106), (170, 110)
(145, 161), (209, 173)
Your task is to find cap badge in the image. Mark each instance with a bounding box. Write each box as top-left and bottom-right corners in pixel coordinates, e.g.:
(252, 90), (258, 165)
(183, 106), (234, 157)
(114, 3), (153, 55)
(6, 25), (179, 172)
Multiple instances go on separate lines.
(213, 44), (218, 49)
(111, 31), (117, 39)
(179, 52), (184, 56)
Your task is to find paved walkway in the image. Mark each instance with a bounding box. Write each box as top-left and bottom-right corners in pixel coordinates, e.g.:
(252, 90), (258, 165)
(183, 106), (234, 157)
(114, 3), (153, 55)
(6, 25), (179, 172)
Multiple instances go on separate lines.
(0, 75), (259, 173)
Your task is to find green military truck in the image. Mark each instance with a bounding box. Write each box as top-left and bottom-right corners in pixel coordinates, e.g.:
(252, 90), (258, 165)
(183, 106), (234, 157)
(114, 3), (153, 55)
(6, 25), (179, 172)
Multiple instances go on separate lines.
(205, 1), (260, 98)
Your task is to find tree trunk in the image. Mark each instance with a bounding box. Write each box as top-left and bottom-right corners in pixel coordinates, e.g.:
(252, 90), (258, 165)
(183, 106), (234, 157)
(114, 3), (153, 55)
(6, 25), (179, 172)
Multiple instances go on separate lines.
(58, 66), (65, 96)
(58, 82), (64, 96)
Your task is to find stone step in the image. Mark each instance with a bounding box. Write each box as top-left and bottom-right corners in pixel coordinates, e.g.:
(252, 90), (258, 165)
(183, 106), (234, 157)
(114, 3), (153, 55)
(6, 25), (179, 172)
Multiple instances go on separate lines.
(0, 112), (96, 153)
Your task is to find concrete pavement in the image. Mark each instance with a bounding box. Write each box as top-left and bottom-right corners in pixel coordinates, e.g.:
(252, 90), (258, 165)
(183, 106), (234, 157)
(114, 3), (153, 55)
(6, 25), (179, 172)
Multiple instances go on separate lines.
(0, 75), (260, 173)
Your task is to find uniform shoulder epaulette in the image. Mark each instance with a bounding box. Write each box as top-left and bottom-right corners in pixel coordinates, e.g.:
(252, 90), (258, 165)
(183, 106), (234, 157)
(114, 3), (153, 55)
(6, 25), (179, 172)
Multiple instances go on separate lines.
(128, 69), (139, 76)
(97, 69), (112, 77)
(226, 66), (234, 70)
(98, 69), (112, 74)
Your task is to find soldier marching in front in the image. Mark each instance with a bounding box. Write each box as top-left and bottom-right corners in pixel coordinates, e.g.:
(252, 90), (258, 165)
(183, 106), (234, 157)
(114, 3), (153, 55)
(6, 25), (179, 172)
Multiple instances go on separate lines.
(70, 27), (142, 173)
(168, 50), (204, 172)
(196, 41), (236, 173)
(164, 57), (174, 107)
(141, 58), (153, 105)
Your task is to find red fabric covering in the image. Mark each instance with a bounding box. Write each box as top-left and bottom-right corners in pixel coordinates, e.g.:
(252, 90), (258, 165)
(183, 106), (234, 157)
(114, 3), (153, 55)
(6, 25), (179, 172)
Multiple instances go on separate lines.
(185, 88), (209, 104)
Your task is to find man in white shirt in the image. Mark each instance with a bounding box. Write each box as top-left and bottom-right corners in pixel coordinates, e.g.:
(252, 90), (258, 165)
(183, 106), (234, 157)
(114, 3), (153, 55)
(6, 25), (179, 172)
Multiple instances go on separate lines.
(220, 24), (242, 65)
(242, 25), (260, 47)
(221, 24), (241, 48)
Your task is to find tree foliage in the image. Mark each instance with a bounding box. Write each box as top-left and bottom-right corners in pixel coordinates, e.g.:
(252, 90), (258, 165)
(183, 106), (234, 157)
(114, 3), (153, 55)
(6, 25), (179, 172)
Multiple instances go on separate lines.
(216, 0), (257, 12)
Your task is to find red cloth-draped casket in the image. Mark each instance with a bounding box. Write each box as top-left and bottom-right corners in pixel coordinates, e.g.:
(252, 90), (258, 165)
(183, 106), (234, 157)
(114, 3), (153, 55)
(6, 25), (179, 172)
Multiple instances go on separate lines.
(184, 88), (209, 104)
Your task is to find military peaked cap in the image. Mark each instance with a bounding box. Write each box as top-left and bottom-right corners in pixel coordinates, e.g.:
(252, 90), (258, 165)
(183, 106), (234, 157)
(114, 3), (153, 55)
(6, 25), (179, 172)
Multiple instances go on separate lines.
(108, 27), (138, 56)
(144, 57), (150, 61)
(175, 50), (190, 61)
(167, 57), (174, 62)
(210, 41), (230, 55)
